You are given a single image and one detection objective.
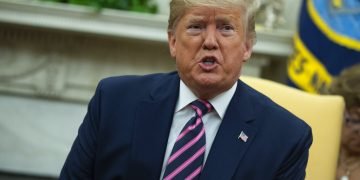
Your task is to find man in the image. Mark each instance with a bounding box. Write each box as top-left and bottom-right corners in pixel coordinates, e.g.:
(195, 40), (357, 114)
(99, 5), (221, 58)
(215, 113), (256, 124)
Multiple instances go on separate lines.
(60, 0), (312, 179)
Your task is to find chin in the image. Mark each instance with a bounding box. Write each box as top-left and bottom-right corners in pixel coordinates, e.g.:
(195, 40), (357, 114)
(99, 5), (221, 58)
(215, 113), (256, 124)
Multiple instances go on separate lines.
(196, 78), (221, 88)
(196, 71), (221, 82)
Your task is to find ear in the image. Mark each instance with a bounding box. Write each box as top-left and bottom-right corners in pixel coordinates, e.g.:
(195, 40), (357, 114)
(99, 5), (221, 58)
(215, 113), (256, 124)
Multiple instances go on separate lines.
(168, 31), (176, 58)
(242, 40), (253, 60)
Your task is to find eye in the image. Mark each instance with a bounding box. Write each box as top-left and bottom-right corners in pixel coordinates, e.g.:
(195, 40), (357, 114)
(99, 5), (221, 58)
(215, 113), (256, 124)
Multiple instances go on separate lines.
(222, 25), (234, 31)
(188, 24), (202, 30)
(219, 24), (235, 35)
(186, 24), (203, 35)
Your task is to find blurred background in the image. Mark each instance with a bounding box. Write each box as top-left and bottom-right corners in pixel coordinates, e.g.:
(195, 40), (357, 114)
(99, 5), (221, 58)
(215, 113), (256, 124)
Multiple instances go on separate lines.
(0, 0), (358, 179)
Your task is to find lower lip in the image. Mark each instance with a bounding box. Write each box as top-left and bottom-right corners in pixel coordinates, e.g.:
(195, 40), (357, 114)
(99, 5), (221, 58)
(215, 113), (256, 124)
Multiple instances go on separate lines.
(198, 62), (217, 71)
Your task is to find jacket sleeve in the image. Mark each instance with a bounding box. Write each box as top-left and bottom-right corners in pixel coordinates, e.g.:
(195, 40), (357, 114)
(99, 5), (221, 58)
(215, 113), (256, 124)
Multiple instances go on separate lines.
(59, 81), (103, 180)
(275, 125), (313, 180)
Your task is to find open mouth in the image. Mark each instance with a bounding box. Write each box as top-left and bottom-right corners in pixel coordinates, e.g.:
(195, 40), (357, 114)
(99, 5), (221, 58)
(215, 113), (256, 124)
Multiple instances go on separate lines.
(203, 58), (215, 65)
(199, 56), (218, 71)
(201, 56), (217, 65)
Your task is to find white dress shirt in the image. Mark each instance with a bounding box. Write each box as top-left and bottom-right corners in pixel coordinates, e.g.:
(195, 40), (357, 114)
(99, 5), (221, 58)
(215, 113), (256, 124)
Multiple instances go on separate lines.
(160, 80), (237, 179)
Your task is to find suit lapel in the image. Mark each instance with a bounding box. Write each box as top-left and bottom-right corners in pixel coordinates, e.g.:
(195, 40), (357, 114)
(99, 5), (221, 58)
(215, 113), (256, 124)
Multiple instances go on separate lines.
(126, 73), (180, 180)
(201, 81), (258, 180)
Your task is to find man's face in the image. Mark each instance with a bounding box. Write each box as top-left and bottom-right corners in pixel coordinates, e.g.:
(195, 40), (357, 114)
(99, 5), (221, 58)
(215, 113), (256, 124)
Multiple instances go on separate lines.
(168, 6), (252, 99)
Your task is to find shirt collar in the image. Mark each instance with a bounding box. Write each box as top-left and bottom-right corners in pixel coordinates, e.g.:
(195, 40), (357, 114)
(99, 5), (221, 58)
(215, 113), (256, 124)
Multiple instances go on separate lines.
(175, 80), (237, 119)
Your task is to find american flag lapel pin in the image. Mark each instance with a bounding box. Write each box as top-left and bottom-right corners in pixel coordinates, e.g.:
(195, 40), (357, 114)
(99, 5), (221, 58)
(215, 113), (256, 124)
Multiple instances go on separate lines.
(238, 131), (248, 142)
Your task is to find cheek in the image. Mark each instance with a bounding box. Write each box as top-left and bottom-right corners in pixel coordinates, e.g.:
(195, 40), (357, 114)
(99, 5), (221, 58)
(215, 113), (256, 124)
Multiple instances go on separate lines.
(224, 49), (245, 68)
(223, 41), (246, 57)
(176, 38), (196, 55)
(342, 131), (350, 143)
(342, 128), (360, 145)
(342, 127), (352, 139)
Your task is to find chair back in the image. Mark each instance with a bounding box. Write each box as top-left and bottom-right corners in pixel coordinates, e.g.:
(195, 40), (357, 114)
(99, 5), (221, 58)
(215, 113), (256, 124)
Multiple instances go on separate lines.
(241, 76), (345, 180)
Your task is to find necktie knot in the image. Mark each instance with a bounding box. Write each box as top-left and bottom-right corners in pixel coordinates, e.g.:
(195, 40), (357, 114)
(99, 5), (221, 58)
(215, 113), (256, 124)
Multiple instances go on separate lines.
(190, 99), (212, 117)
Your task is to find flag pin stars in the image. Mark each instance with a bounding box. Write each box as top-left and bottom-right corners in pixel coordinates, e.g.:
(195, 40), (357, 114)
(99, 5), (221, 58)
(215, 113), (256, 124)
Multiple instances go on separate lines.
(238, 131), (248, 142)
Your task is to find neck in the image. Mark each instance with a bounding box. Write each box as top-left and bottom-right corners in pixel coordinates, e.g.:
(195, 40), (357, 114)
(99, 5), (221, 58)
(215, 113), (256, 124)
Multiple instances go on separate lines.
(339, 148), (360, 179)
(340, 149), (360, 170)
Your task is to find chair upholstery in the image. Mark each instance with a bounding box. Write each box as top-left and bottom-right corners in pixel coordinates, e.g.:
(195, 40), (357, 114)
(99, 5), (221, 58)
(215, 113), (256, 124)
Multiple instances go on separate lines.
(241, 76), (345, 180)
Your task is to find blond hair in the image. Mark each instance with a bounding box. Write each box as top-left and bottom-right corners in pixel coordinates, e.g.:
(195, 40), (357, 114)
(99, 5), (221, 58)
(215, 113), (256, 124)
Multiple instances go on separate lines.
(168, 0), (260, 45)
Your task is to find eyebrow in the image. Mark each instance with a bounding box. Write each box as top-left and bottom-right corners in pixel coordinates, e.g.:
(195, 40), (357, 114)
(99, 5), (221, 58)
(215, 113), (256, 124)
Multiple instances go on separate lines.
(186, 15), (235, 24)
(187, 16), (206, 23)
(216, 15), (240, 24)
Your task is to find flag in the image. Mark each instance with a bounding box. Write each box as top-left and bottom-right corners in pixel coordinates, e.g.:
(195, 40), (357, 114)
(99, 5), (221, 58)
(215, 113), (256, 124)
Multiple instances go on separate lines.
(287, 0), (360, 93)
(238, 131), (248, 142)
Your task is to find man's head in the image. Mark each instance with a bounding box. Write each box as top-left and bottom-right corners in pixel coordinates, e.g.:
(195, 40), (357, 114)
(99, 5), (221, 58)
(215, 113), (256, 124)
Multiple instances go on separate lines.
(167, 0), (260, 99)
(168, 0), (259, 45)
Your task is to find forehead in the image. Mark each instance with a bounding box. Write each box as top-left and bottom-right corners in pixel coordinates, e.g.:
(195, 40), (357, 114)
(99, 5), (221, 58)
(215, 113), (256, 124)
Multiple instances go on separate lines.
(180, 6), (244, 22)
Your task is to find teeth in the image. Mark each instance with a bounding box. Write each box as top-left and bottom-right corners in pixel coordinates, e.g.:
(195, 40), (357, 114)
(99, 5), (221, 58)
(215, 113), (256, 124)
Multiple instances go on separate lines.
(203, 58), (215, 65)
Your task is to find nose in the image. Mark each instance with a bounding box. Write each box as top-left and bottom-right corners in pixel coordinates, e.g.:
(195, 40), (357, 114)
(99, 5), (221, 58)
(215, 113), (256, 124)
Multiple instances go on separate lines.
(351, 124), (360, 135)
(202, 25), (219, 50)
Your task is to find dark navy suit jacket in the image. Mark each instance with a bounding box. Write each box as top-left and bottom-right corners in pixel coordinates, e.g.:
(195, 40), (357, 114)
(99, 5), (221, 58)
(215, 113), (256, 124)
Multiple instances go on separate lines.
(60, 72), (312, 180)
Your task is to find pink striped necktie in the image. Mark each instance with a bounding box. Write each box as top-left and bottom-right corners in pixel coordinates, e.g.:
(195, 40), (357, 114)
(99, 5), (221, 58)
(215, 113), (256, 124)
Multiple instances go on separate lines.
(163, 99), (212, 180)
